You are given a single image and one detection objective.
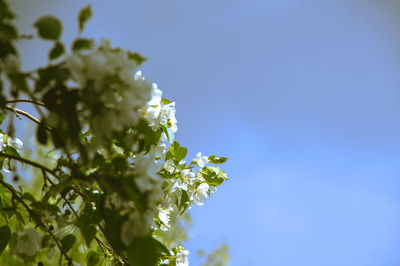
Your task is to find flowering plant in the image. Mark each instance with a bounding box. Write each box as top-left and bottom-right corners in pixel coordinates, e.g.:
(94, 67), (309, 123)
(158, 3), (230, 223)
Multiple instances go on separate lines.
(0, 2), (228, 265)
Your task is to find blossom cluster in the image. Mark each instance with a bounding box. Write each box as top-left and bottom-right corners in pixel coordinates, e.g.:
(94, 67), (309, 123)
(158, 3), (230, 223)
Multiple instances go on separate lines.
(144, 81), (178, 134)
(65, 40), (153, 147)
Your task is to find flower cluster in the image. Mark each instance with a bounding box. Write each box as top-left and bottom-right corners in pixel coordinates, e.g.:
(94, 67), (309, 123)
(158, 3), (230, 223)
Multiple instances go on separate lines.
(65, 40), (153, 146)
(144, 82), (178, 134)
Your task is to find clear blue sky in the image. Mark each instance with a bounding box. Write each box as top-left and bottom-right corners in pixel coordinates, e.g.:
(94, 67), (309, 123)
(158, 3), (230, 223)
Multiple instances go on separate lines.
(12, 0), (400, 265)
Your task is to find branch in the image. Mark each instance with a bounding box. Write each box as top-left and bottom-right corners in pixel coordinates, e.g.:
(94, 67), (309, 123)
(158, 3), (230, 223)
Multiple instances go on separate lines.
(4, 105), (51, 131)
(6, 99), (46, 107)
(0, 152), (55, 175)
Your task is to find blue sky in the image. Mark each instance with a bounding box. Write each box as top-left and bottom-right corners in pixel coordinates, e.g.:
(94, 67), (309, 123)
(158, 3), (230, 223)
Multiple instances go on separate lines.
(11, 0), (400, 265)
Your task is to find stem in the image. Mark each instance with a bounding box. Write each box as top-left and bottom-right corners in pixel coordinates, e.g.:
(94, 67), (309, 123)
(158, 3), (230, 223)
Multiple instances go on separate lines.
(0, 179), (73, 265)
(0, 152), (55, 175)
(4, 105), (51, 131)
(6, 99), (46, 107)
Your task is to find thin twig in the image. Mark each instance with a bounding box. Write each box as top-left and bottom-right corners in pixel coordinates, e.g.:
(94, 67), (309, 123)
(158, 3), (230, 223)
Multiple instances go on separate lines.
(0, 152), (55, 175)
(4, 105), (51, 131)
(6, 99), (46, 107)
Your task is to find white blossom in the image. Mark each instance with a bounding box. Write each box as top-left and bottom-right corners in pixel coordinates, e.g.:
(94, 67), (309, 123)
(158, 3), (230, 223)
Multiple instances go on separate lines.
(191, 183), (209, 206)
(0, 133), (23, 151)
(158, 207), (173, 231)
(65, 39), (152, 146)
(171, 178), (188, 192)
(176, 246), (190, 266)
(182, 169), (197, 186)
(15, 228), (41, 257)
(193, 152), (208, 168)
(164, 160), (175, 174)
(144, 83), (178, 133)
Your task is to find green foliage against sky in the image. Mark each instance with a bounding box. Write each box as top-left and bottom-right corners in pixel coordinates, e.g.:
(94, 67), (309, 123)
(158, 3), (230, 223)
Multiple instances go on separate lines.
(0, 1), (228, 265)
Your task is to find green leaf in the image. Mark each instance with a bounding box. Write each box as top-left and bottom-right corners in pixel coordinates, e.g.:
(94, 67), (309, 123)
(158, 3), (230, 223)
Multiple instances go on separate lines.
(0, 113), (5, 125)
(61, 234), (76, 253)
(86, 250), (101, 266)
(0, 1), (15, 22)
(78, 5), (92, 33)
(48, 42), (64, 60)
(179, 190), (190, 215)
(103, 208), (124, 252)
(136, 119), (162, 152)
(0, 23), (17, 41)
(201, 166), (228, 187)
(33, 16), (62, 40)
(22, 193), (36, 202)
(127, 237), (169, 266)
(128, 52), (146, 65)
(159, 124), (171, 143)
(8, 73), (28, 92)
(168, 141), (187, 163)
(71, 38), (94, 51)
(208, 155), (228, 164)
(0, 225), (10, 255)
(35, 65), (68, 92)
(78, 214), (97, 246)
(161, 98), (172, 105)
(0, 40), (17, 60)
(36, 120), (48, 145)
(4, 146), (20, 158)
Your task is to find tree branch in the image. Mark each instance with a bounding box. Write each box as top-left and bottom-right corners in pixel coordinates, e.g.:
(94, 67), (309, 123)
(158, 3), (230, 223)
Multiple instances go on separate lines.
(0, 152), (55, 175)
(6, 99), (46, 107)
(4, 105), (51, 131)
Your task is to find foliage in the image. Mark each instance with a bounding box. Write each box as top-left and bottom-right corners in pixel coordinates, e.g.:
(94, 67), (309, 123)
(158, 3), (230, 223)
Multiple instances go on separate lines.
(0, 1), (228, 265)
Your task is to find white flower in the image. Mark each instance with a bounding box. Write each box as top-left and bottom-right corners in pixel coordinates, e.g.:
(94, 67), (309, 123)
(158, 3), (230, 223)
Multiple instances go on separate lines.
(181, 169), (197, 186)
(193, 152), (208, 168)
(15, 228), (41, 256)
(164, 160), (175, 174)
(191, 183), (209, 206)
(149, 140), (166, 159)
(171, 178), (188, 192)
(158, 207), (172, 231)
(0, 133), (23, 151)
(65, 39), (153, 149)
(144, 83), (178, 133)
(176, 247), (190, 266)
(10, 138), (23, 150)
